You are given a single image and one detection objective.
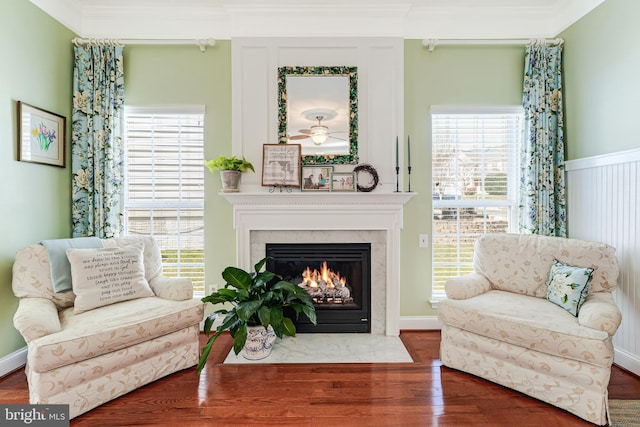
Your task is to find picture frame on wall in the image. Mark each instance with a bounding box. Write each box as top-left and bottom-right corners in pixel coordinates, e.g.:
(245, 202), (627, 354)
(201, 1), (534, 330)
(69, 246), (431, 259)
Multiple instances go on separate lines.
(330, 172), (356, 192)
(17, 101), (66, 167)
(262, 143), (301, 187)
(301, 166), (333, 191)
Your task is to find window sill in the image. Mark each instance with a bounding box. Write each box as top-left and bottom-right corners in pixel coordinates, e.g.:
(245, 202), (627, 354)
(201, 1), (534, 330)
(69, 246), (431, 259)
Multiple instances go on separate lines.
(429, 295), (445, 309)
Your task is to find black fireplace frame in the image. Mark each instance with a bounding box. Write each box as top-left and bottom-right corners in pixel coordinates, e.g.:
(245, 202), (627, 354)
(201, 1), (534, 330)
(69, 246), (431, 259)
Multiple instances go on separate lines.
(266, 243), (371, 333)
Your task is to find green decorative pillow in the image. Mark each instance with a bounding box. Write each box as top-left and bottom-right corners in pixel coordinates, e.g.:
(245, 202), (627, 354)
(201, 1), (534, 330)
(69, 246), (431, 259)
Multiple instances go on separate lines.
(546, 259), (594, 316)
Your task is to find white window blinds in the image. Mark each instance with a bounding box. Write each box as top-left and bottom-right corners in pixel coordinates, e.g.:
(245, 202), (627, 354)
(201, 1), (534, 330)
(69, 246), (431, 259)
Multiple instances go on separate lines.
(124, 106), (205, 296)
(431, 106), (523, 298)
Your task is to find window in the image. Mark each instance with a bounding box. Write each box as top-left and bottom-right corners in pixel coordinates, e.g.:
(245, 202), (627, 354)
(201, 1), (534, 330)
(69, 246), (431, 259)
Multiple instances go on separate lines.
(431, 106), (523, 300)
(123, 106), (205, 296)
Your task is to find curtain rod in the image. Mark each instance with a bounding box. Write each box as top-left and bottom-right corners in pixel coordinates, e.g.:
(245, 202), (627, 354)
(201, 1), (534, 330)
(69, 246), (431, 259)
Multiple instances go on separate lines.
(422, 38), (563, 52)
(71, 38), (216, 52)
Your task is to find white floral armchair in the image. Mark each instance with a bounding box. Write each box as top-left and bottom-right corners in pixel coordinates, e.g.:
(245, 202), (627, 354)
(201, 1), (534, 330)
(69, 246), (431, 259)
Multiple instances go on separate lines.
(12, 236), (203, 419)
(438, 233), (621, 426)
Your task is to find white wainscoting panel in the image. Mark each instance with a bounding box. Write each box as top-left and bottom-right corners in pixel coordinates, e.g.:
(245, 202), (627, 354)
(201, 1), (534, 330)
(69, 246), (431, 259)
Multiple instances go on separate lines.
(565, 148), (640, 376)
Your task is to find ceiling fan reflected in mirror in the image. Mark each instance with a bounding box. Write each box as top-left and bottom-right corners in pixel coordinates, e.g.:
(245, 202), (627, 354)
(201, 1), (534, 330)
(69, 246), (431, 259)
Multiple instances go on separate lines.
(289, 109), (347, 146)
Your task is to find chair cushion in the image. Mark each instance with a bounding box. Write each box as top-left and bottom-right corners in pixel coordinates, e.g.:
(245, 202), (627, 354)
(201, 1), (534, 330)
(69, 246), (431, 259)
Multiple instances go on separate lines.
(546, 259), (594, 316)
(67, 243), (154, 313)
(27, 326), (199, 402)
(104, 236), (163, 283)
(40, 237), (104, 293)
(438, 290), (614, 368)
(27, 296), (203, 373)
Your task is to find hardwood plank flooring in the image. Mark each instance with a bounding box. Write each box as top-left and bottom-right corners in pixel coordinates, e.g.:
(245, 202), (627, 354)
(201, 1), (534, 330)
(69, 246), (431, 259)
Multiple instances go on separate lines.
(1, 331), (639, 426)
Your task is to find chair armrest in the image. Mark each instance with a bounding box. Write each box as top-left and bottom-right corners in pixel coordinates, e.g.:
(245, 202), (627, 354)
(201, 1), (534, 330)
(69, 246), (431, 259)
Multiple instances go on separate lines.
(13, 298), (61, 342)
(445, 273), (491, 300)
(149, 275), (193, 301)
(578, 292), (622, 336)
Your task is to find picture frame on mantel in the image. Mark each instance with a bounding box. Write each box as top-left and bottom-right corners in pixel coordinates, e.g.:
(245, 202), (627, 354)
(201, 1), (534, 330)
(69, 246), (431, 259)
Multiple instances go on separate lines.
(330, 172), (356, 192)
(17, 101), (66, 167)
(261, 143), (301, 187)
(301, 166), (333, 191)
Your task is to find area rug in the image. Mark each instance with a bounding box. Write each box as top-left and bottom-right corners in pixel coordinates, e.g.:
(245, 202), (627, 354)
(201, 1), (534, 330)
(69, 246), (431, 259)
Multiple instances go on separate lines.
(609, 400), (640, 427)
(223, 333), (413, 364)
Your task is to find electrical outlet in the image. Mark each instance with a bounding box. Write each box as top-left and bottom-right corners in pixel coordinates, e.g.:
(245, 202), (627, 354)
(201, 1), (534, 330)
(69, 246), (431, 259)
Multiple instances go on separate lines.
(419, 234), (429, 248)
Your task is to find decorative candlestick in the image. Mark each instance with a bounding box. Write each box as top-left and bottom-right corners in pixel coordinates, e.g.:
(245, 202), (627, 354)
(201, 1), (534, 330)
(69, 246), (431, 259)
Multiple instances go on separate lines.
(407, 135), (412, 192)
(395, 136), (400, 192)
(395, 136), (399, 169)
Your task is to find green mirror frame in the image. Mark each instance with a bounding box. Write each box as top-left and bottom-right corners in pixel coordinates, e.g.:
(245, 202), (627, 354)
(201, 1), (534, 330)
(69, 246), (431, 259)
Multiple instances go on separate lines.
(277, 66), (358, 165)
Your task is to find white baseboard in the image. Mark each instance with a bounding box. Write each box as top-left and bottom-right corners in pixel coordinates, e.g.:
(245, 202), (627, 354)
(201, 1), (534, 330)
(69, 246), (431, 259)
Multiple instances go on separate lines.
(0, 347), (27, 377)
(399, 316), (441, 330)
(614, 347), (640, 377)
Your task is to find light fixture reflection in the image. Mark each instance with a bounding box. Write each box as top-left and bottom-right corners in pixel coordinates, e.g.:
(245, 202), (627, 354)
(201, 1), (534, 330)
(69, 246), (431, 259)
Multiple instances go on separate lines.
(310, 124), (329, 145)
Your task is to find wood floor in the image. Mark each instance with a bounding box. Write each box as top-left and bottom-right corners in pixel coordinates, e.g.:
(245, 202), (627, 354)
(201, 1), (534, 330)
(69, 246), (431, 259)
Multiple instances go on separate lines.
(1, 331), (639, 426)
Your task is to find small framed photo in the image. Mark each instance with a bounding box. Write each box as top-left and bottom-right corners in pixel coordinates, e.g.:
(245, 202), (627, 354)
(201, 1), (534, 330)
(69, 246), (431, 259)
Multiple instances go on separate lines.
(330, 172), (356, 192)
(301, 166), (333, 191)
(17, 101), (66, 167)
(262, 144), (301, 187)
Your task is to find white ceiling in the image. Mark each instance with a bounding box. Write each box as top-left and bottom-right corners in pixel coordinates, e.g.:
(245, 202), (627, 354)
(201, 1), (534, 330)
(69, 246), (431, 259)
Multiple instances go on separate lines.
(31, 0), (606, 40)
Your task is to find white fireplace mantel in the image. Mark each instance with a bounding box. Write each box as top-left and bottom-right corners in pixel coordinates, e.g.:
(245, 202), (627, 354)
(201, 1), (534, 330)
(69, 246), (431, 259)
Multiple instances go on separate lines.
(221, 191), (415, 336)
(221, 191), (414, 207)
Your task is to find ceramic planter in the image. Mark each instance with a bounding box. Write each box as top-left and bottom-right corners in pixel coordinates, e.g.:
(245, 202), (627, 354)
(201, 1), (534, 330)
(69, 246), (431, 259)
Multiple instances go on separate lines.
(220, 170), (241, 192)
(242, 325), (276, 360)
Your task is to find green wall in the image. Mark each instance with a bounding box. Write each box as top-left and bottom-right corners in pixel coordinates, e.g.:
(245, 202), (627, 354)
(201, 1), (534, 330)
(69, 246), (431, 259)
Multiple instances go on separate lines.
(402, 41), (525, 316)
(562, 0), (640, 160)
(0, 1), (75, 360)
(124, 43), (234, 296)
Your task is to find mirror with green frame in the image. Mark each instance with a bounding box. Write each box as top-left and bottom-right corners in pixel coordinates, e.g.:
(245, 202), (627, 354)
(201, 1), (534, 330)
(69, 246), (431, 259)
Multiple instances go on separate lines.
(278, 66), (358, 165)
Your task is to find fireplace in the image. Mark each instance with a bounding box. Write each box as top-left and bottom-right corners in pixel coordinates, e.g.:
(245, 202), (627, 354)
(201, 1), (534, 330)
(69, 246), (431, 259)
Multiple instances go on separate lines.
(221, 191), (415, 336)
(266, 243), (371, 333)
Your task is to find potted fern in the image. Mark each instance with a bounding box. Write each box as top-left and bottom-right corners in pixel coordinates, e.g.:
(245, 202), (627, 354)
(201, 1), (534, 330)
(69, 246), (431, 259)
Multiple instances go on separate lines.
(204, 155), (255, 192)
(197, 257), (317, 372)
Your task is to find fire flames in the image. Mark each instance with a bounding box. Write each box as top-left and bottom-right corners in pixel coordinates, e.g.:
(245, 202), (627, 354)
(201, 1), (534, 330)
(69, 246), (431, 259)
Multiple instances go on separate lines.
(298, 261), (352, 304)
(302, 261), (346, 289)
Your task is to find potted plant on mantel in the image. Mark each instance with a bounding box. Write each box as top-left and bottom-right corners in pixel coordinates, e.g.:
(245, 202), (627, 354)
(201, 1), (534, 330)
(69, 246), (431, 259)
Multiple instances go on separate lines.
(204, 155), (255, 192)
(197, 257), (317, 373)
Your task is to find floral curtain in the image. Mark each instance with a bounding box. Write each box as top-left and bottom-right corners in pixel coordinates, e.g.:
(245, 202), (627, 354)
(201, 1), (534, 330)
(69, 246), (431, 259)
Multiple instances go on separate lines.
(519, 40), (567, 237)
(71, 44), (125, 238)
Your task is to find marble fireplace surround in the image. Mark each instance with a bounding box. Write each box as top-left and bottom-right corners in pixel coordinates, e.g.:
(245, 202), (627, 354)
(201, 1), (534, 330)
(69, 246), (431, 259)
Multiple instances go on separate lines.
(221, 192), (415, 336)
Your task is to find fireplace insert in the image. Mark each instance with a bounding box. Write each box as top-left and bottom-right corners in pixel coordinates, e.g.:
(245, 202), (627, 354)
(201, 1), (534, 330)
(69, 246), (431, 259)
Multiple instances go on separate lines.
(266, 243), (371, 333)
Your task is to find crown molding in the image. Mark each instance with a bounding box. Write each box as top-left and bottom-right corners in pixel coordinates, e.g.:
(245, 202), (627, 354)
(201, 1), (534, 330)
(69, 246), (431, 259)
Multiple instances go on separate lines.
(31, 0), (84, 35)
(82, 5), (230, 39)
(224, 4), (411, 38)
(30, 0), (606, 40)
(405, 5), (557, 39)
(550, 0), (607, 35)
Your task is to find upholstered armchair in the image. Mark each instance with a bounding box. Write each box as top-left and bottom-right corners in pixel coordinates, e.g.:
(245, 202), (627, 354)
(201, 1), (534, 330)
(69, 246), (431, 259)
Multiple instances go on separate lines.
(12, 236), (203, 419)
(438, 233), (621, 426)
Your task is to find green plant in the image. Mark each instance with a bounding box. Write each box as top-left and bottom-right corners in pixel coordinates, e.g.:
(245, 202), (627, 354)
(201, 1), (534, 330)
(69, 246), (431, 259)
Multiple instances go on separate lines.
(197, 257), (317, 374)
(204, 156), (255, 173)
